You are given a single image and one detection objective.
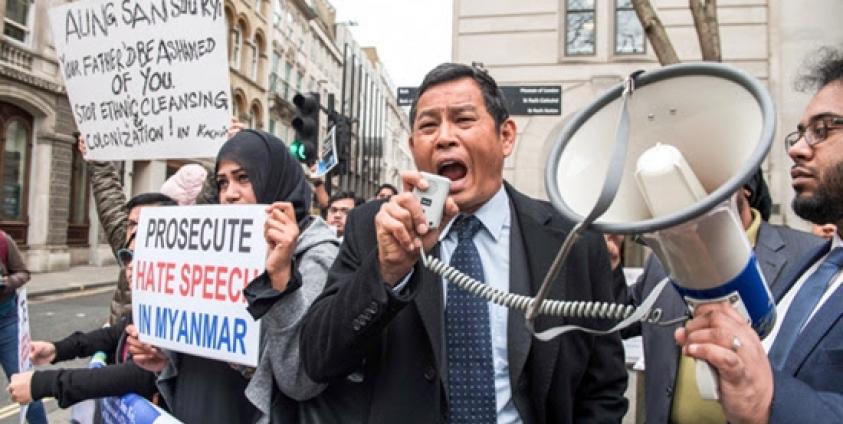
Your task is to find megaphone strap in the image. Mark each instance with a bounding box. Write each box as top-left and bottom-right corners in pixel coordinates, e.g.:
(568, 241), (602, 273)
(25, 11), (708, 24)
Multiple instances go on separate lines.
(525, 71), (638, 324)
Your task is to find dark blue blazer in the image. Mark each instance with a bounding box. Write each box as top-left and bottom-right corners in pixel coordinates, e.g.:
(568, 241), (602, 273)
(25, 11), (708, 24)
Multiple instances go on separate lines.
(768, 240), (843, 423)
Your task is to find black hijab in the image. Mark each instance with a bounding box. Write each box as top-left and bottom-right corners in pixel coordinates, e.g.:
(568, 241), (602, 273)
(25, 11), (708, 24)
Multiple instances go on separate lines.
(215, 129), (312, 224)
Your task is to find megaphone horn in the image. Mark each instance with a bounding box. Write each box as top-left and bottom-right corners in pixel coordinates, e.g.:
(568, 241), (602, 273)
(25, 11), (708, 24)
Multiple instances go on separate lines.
(545, 62), (775, 235)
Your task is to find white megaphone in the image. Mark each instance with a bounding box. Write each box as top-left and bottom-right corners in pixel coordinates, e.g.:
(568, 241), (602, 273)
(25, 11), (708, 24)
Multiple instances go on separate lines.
(545, 62), (777, 400)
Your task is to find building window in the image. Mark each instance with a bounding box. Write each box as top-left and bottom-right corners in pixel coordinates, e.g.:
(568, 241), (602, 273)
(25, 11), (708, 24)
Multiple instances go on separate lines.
(231, 24), (243, 69)
(251, 44), (258, 80)
(250, 104), (261, 129)
(565, 0), (595, 56)
(615, 0), (645, 54)
(254, 0), (262, 15)
(284, 62), (292, 99)
(0, 102), (32, 244)
(3, 0), (32, 45)
(273, 0), (283, 27)
(287, 12), (294, 37)
(67, 143), (89, 246)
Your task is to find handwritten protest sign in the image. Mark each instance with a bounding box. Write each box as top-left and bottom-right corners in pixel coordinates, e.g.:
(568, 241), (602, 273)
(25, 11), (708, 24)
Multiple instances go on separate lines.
(131, 205), (266, 366)
(48, 0), (231, 160)
(17, 290), (31, 424)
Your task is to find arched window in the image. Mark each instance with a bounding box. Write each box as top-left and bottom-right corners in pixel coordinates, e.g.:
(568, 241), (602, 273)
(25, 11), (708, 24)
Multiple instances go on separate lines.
(253, 33), (266, 83)
(0, 102), (32, 243)
(250, 103), (261, 130)
(233, 92), (246, 122)
(251, 43), (258, 80)
(231, 23), (243, 69)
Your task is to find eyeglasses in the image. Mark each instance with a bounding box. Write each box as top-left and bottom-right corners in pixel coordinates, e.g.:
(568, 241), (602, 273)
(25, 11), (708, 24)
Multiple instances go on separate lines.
(116, 248), (133, 268)
(784, 116), (843, 150)
(328, 206), (351, 216)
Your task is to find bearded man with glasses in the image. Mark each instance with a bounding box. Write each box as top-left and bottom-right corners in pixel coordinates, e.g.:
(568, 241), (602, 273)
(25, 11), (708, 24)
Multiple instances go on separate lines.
(675, 47), (843, 423)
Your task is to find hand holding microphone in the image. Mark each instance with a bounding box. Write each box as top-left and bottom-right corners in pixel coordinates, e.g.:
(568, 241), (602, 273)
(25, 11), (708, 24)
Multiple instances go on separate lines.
(375, 171), (458, 285)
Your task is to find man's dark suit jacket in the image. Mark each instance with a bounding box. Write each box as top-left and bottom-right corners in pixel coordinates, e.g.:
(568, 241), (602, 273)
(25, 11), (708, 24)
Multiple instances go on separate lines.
(300, 183), (629, 424)
(766, 239), (843, 422)
(624, 221), (822, 423)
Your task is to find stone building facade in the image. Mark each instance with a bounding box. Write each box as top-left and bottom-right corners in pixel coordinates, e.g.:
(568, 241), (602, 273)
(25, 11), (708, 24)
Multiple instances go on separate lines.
(452, 0), (843, 230)
(0, 0), (100, 271)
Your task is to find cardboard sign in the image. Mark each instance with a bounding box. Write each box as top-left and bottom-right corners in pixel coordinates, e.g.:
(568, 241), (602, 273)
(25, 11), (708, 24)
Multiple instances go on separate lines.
(131, 205), (266, 366)
(48, 0), (231, 160)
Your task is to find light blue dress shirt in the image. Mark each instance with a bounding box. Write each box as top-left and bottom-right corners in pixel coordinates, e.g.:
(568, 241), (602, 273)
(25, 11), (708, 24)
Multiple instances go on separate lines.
(397, 186), (521, 424)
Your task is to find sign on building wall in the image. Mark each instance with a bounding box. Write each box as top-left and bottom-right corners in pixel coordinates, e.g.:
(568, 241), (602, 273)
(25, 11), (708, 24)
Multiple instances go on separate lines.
(397, 85), (561, 116)
(501, 86), (561, 116)
(396, 87), (418, 107)
(48, 0), (232, 161)
(131, 205), (266, 367)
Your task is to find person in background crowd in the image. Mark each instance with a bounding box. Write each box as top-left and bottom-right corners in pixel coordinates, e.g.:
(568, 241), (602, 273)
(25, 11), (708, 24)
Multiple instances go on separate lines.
(812, 223), (837, 240)
(308, 164), (331, 211)
(620, 169), (822, 424)
(160, 164), (207, 206)
(7, 194), (175, 410)
(676, 47), (843, 423)
(373, 183), (398, 201)
(326, 191), (364, 239)
(0, 229), (47, 424)
(76, 132), (134, 326)
(129, 130), (339, 424)
(300, 62), (628, 423)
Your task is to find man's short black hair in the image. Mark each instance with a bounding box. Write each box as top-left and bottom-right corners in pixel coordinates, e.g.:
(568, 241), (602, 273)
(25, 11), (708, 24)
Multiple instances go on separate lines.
(795, 46), (843, 92)
(125, 193), (177, 210)
(409, 63), (510, 130)
(376, 183), (398, 196)
(329, 191), (364, 207)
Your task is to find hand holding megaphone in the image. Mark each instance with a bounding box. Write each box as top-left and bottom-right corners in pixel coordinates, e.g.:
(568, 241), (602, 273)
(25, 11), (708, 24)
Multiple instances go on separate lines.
(635, 143), (775, 400)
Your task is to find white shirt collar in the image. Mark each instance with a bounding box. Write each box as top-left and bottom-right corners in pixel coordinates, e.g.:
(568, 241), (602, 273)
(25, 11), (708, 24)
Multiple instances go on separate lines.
(439, 185), (510, 242)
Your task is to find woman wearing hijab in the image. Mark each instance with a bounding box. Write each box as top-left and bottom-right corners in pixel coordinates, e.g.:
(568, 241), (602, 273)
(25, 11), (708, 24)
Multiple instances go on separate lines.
(130, 130), (339, 423)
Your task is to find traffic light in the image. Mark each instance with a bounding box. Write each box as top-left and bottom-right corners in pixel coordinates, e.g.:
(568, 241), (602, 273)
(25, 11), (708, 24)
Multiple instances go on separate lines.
(291, 92), (320, 165)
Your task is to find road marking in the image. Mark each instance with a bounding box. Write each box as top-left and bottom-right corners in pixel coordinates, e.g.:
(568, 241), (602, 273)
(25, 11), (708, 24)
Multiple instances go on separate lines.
(0, 398), (55, 420)
(29, 286), (114, 305)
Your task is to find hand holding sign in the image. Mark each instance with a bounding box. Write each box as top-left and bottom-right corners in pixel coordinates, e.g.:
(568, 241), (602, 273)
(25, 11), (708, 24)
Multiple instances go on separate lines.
(29, 341), (56, 366)
(126, 324), (168, 373)
(265, 202), (299, 292)
(7, 371), (33, 404)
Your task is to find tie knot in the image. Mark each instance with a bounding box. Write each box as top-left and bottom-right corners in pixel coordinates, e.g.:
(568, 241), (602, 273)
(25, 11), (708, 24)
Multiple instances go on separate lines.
(826, 247), (843, 267)
(452, 215), (484, 241)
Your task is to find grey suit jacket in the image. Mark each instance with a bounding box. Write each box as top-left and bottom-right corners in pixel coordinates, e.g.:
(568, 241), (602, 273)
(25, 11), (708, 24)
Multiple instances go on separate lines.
(624, 221), (823, 423)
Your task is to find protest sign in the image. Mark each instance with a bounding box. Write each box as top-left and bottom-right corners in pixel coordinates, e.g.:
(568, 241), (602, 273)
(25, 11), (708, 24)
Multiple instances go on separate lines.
(315, 127), (337, 177)
(101, 393), (182, 424)
(131, 205), (266, 366)
(17, 290), (31, 424)
(48, 0), (231, 160)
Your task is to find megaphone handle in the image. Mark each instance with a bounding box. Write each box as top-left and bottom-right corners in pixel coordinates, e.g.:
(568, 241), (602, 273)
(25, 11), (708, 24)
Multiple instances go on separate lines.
(695, 358), (720, 400)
